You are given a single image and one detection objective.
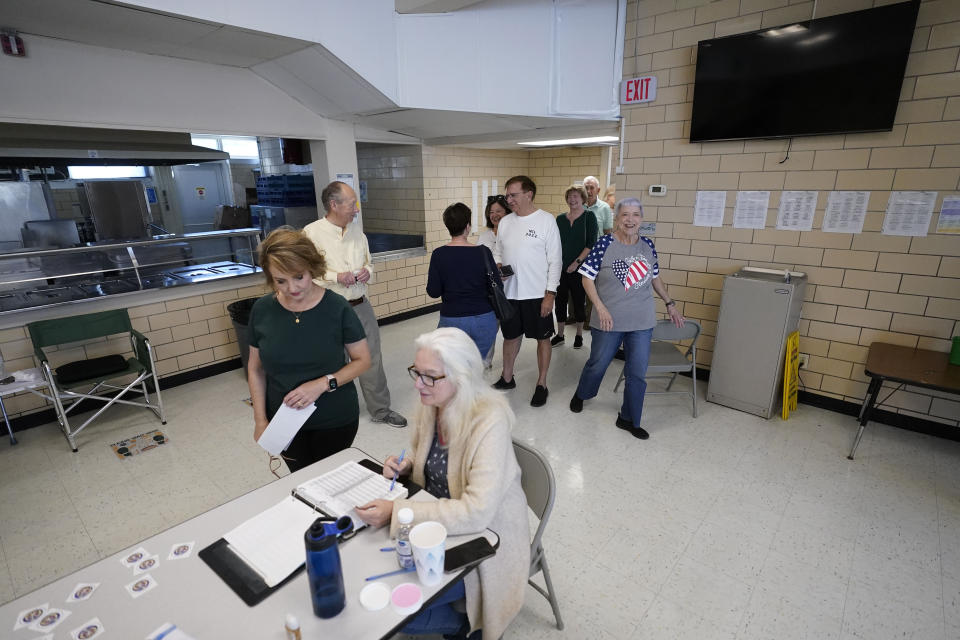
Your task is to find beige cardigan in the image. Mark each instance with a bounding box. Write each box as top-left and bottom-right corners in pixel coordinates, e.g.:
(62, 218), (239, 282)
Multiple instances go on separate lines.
(389, 397), (530, 640)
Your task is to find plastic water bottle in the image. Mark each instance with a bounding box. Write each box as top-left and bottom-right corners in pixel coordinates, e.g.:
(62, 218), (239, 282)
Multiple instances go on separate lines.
(396, 508), (415, 570)
(304, 518), (345, 618)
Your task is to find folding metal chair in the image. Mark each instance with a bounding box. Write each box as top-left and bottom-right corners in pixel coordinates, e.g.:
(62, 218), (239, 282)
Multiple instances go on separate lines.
(615, 319), (701, 417)
(28, 309), (165, 451)
(512, 439), (563, 630)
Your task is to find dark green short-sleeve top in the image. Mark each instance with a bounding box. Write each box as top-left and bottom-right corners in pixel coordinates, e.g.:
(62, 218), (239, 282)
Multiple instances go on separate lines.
(249, 289), (365, 430)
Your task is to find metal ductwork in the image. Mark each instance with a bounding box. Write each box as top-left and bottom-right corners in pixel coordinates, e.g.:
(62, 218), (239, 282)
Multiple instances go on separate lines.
(0, 124), (229, 166)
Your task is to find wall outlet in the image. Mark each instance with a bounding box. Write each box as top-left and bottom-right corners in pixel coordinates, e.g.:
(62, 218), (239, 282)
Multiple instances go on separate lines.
(797, 353), (809, 369)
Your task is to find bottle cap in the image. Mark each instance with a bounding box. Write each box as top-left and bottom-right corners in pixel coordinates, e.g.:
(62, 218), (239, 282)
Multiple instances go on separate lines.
(285, 613), (300, 630)
(397, 507), (414, 524)
(391, 582), (423, 615)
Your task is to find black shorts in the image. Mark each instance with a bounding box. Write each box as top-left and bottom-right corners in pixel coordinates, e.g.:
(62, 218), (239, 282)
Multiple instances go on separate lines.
(500, 298), (555, 340)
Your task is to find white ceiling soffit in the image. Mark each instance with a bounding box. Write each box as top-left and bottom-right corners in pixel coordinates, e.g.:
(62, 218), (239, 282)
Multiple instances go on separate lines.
(395, 0), (484, 13)
(251, 46), (397, 121)
(1, 0), (313, 67)
(353, 108), (618, 147)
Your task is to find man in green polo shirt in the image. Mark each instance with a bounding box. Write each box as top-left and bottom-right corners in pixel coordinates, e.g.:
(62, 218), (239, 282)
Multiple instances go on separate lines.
(582, 176), (613, 330)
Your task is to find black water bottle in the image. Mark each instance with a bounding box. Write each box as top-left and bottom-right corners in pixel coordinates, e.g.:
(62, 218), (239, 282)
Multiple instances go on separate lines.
(304, 518), (346, 618)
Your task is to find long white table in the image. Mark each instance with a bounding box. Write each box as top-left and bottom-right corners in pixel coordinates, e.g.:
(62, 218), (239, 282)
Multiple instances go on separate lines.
(1, 447), (494, 639)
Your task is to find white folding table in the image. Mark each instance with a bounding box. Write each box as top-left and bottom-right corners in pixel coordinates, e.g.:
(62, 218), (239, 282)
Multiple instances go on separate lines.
(0, 368), (51, 446)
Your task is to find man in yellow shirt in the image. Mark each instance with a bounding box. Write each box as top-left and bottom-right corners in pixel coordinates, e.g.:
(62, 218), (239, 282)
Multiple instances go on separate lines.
(302, 181), (407, 428)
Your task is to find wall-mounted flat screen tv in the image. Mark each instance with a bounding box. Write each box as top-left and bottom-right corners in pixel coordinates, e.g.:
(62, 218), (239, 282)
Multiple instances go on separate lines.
(689, 0), (920, 143)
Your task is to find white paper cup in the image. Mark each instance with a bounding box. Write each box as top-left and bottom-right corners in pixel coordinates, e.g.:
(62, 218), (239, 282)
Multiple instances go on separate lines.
(409, 521), (447, 586)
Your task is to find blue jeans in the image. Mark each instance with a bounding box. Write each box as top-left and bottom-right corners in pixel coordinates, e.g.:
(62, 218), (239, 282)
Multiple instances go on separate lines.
(576, 328), (652, 425)
(438, 311), (498, 360)
(402, 580), (472, 636)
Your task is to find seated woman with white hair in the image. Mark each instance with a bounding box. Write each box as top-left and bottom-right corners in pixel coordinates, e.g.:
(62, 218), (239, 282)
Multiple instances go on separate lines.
(356, 327), (530, 640)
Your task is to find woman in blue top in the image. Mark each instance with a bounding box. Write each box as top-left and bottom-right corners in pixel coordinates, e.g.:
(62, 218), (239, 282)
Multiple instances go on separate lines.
(426, 202), (502, 360)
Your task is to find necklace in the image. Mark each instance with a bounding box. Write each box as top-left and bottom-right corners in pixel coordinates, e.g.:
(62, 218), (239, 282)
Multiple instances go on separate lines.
(292, 310), (302, 324)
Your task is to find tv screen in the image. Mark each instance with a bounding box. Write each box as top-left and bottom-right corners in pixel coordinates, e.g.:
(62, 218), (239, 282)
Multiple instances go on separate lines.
(689, 0), (920, 143)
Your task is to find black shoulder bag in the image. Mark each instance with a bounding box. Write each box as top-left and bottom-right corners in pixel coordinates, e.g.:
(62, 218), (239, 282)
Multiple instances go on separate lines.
(482, 247), (515, 322)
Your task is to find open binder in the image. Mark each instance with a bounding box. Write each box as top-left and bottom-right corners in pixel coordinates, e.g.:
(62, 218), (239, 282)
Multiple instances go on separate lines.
(200, 458), (418, 606)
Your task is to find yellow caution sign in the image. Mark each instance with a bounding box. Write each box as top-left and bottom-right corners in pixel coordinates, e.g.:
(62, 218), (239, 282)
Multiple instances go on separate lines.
(782, 331), (799, 420)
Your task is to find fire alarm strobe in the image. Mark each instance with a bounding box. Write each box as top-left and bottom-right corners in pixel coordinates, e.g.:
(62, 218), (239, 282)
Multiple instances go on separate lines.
(1, 30), (25, 57)
(648, 185), (667, 197)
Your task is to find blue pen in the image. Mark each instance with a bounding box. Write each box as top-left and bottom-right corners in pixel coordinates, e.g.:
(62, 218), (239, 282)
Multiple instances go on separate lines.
(366, 566), (416, 581)
(389, 448), (406, 492)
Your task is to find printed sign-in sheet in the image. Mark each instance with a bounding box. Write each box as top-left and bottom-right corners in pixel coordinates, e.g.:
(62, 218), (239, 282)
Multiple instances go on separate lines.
(936, 196), (960, 234)
(694, 190), (726, 227)
(822, 191), (869, 233)
(776, 191), (818, 231)
(733, 191), (770, 229)
(882, 190), (937, 236)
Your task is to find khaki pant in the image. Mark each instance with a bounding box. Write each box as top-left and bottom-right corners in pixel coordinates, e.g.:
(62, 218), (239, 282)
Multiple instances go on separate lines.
(351, 298), (391, 417)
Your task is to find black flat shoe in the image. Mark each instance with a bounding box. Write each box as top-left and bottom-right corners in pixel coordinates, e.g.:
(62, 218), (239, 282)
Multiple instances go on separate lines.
(616, 414), (649, 439)
(569, 394), (583, 413)
(550, 335), (565, 347)
(492, 376), (516, 390)
(531, 384), (549, 407)
(573, 335), (583, 349)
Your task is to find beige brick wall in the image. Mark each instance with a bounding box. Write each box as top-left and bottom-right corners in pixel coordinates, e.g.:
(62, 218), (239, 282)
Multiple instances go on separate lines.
(0, 281), (271, 421)
(364, 145), (605, 319)
(625, 0), (960, 426)
(356, 143), (426, 236)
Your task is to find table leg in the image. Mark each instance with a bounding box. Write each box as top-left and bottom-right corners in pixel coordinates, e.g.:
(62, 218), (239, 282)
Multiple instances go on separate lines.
(848, 376), (882, 460)
(0, 395), (16, 446)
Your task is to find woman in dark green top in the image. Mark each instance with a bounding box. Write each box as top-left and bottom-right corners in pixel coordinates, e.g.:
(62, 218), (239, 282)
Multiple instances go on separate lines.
(553, 185), (598, 350)
(248, 228), (371, 473)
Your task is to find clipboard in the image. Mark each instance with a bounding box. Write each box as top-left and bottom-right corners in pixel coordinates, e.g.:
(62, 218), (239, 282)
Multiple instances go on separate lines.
(199, 458), (421, 606)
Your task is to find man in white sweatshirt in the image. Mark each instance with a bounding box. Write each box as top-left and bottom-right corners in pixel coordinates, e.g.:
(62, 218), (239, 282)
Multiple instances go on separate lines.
(492, 175), (563, 407)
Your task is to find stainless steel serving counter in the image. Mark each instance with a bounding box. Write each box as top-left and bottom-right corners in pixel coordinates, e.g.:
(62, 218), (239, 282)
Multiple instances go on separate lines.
(0, 228), (261, 315)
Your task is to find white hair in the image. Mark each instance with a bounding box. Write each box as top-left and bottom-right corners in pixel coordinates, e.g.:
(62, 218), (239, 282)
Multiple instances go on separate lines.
(413, 328), (514, 447)
(583, 175), (600, 187)
(615, 197), (644, 218)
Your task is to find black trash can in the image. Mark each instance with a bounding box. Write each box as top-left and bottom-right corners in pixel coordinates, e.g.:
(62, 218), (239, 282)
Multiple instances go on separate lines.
(228, 297), (259, 375)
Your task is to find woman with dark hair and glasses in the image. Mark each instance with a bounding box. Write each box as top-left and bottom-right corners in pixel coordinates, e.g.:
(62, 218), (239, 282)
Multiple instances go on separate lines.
(356, 327), (529, 640)
(247, 228), (371, 472)
(426, 203), (501, 363)
(478, 194), (508, 253)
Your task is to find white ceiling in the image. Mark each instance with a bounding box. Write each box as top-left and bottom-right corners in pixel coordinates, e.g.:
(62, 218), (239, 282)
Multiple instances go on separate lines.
(1, 0), (617, 147)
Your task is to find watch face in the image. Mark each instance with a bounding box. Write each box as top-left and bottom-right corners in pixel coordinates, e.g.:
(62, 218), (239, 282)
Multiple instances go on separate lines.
(328, 377), (338, 391)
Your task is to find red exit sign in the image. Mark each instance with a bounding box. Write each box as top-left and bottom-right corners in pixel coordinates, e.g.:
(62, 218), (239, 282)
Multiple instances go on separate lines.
(620, 76), (657, 105)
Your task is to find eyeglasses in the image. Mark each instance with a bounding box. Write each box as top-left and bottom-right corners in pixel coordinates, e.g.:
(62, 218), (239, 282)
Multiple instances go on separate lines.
(407, 365), (447, 387)
(504, 191), (526, 201)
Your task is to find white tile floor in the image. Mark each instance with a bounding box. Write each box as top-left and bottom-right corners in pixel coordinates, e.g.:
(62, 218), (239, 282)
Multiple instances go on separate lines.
(1, 310), (959, 639)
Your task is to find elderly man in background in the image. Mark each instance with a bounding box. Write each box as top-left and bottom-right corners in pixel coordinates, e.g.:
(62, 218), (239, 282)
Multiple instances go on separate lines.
(581, 175), (613, 331)
(303, 181), (407, 428)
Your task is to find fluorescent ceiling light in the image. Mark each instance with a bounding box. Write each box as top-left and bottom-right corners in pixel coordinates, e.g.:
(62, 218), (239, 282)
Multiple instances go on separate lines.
(68, 165), (147, 179)
(517, 136), (619, 147)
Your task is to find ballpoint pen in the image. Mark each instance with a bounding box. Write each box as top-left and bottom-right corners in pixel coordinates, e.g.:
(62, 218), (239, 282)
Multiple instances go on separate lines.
(365, 566), (415, 581)
(389, 448), (405, 492)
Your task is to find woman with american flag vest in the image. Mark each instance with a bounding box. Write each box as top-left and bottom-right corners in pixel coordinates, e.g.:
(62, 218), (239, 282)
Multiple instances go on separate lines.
(568, 198), (685, 440)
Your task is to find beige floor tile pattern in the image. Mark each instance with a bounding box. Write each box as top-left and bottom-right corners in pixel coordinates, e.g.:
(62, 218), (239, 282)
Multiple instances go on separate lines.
(0, 311), (957, 639)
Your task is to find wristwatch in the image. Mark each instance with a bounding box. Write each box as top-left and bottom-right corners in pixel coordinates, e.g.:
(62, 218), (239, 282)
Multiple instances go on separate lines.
(665, 300), (676, 308)
(326, 374), (338, 391)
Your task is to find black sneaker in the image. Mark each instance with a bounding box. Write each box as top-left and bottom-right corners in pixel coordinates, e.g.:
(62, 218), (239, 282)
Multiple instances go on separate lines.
(550, 335), (565, 347)
(573, 335), (583, 349)
(531, 385), (549, 407)
(569, 394), (583, 413)
(616, 414), (649, 439)
(614, 347), (626, 361)
(492, 376), (516, 390)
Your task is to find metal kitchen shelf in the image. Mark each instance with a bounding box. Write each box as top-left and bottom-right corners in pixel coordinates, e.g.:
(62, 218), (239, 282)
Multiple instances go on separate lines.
(0, 228), (262, 314)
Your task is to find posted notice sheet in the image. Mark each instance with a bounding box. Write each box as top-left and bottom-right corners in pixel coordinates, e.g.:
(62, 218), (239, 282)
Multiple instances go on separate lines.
(776, 191), (818, 231)
(882, 191), (937, 236)
(822, 191), (869, 233)
(694, 191), (726, 227)
(733, 191), (770, 229)
(937, 196), (960, 234)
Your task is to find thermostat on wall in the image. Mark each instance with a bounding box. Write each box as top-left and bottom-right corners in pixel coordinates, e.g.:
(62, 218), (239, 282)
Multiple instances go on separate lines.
(648, 185), (667, 197)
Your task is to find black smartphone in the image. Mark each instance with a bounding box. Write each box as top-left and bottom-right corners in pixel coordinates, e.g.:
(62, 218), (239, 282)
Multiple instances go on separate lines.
(444, 537), (496, 573)
(499, 264), (515, 277)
